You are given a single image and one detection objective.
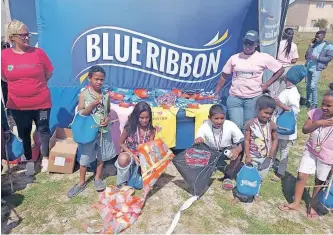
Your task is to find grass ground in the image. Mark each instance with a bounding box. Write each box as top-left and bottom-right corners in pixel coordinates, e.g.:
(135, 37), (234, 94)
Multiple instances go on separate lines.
(1, 32), (333, 234)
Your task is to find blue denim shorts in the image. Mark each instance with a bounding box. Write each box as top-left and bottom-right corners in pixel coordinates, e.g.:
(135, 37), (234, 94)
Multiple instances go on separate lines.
(79, 132), (116, 166)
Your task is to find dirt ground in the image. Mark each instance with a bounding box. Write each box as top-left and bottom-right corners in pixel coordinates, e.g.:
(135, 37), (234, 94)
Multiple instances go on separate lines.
(1, 155), (333, 234)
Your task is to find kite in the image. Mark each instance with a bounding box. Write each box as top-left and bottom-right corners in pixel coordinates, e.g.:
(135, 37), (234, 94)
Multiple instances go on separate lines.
(167, 143), (221, 234)
(87, 139), (175, 234)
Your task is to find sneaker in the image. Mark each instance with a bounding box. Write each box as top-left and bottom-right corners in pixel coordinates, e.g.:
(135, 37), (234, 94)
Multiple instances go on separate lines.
(305, 101), (311, 108)
(21, 155), (27, 162)
(67, 183), (87, 198)
(25, 162), (35, 176)
(94, 179), (106, 192)
(41, 158), (49, 173)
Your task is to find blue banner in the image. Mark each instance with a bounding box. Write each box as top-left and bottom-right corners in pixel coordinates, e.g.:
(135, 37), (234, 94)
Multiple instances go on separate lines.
(37, 0), (258, 91)
(9, 0), (38, 47)
(35, 0), (263, 129)
(259, 0), (282, 84)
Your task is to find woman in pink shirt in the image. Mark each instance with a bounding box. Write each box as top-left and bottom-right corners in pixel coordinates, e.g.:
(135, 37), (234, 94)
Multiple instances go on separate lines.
(279, 83), (333, 218)
(1, 21), (54, 175)
(215, 30), (284, 132)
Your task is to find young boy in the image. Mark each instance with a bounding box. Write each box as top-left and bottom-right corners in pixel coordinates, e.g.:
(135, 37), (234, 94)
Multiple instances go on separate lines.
(272, 65), (307, 181)
(194, 105), (244, 189)
(67, 66), (116, 198)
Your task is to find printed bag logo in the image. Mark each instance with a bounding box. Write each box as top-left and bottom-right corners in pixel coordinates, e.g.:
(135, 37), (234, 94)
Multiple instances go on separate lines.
(7, 65), (14, 71)
(240, 180), (257, 188)
(185, 148), (211, 167)
(71, 26), (231, 84)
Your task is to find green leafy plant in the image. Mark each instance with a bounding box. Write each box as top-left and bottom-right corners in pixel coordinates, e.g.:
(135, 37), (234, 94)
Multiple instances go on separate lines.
(313, 18), (328, 29)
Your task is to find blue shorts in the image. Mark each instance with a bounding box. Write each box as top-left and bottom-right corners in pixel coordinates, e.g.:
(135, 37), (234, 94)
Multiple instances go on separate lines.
(79, 132), (116, 166)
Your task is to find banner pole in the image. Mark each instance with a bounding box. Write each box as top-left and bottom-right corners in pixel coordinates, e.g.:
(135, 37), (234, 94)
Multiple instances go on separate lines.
(3, 0), (11, 23)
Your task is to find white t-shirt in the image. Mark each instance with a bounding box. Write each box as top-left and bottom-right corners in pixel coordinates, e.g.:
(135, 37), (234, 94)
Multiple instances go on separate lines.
(196, 120), (244, 150)
(275, 86), (300, 140)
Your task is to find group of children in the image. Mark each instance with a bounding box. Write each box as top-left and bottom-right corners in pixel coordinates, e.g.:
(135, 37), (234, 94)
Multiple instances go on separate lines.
(68, 65), (333, 218)
(194, 65), (333, 217)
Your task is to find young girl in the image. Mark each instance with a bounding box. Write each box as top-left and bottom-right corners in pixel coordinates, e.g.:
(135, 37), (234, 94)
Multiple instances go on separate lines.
(272, 65), (306, 181)
(277, 28), (299, 71)
(245, 94), (278, 180)
(279, 83), (333, 218)
(67, 66), (116, 198)
(115, 101), (155, 187)
(194, 105), (244, 188)
(276, 28), (299, 93)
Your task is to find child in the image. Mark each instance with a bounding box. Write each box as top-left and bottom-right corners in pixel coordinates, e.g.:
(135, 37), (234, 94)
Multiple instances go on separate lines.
(194, 104), (244, 189)
(272, 65), (306, 181)
(244, 94), (278, 180)
(279, 83), (333, 218)
(67, 66), (116, 198)
(115, 101), (155, 187)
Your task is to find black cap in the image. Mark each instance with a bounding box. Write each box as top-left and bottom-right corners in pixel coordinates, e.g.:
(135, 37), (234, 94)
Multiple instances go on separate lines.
(243, 30), (259, 42)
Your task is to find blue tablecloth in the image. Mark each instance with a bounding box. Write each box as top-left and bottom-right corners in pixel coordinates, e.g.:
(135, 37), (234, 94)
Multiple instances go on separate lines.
(175, 109), (195, 150)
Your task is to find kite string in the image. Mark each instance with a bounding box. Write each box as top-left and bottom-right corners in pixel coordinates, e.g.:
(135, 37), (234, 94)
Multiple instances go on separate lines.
(165, 196), (199, 235)
(166, 151), (219, 235)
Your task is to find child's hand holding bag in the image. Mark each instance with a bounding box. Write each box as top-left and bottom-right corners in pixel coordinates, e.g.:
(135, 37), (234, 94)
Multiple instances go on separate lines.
(70, 111), (99, 144)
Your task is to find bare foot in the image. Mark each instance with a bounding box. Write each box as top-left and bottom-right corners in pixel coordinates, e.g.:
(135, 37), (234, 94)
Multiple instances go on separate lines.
(254, 195), (261, 202)
(271, 174), (281, 182)
(278, 203), (300, 212)
(231, 197), (240, 205)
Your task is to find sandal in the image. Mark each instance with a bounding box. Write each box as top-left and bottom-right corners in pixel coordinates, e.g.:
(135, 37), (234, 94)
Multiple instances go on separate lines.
(307, 208), (319, 219)
(222, 178), (236, 190)
(67, 183), (87, 198)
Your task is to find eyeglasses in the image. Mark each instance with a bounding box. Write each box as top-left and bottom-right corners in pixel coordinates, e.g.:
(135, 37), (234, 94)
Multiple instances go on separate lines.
(12, 33), (31, 39)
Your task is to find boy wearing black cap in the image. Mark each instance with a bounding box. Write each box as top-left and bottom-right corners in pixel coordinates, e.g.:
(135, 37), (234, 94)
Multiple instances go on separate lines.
(272, 65), (307, 181)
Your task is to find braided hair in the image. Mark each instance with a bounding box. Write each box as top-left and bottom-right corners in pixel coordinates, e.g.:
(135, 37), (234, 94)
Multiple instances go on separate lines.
(282, 28), (294, 58)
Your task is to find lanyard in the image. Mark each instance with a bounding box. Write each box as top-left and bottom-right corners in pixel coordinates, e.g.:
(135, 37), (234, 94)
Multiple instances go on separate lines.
(212, 126), (223, 151)
(88, 87), (106, 117)
(88, 87), (102, 101)
(316, 126), (333, 148)
(255, 118), (270, 154)
(137, 127), (148, 144)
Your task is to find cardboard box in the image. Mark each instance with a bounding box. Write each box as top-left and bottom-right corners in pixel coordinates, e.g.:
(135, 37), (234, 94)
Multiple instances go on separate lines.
(48, 128), (78, 174)
(49, 128), (76, 149)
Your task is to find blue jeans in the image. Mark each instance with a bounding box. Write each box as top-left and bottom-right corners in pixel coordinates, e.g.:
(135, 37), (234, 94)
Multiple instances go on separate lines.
(227, 95), (260, 132)
(306, 69), (321, 107)
(115, 155), (134, 186)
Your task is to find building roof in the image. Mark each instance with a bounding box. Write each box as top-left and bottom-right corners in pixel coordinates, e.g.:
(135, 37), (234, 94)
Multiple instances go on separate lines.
(291, 0), (333, 4)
